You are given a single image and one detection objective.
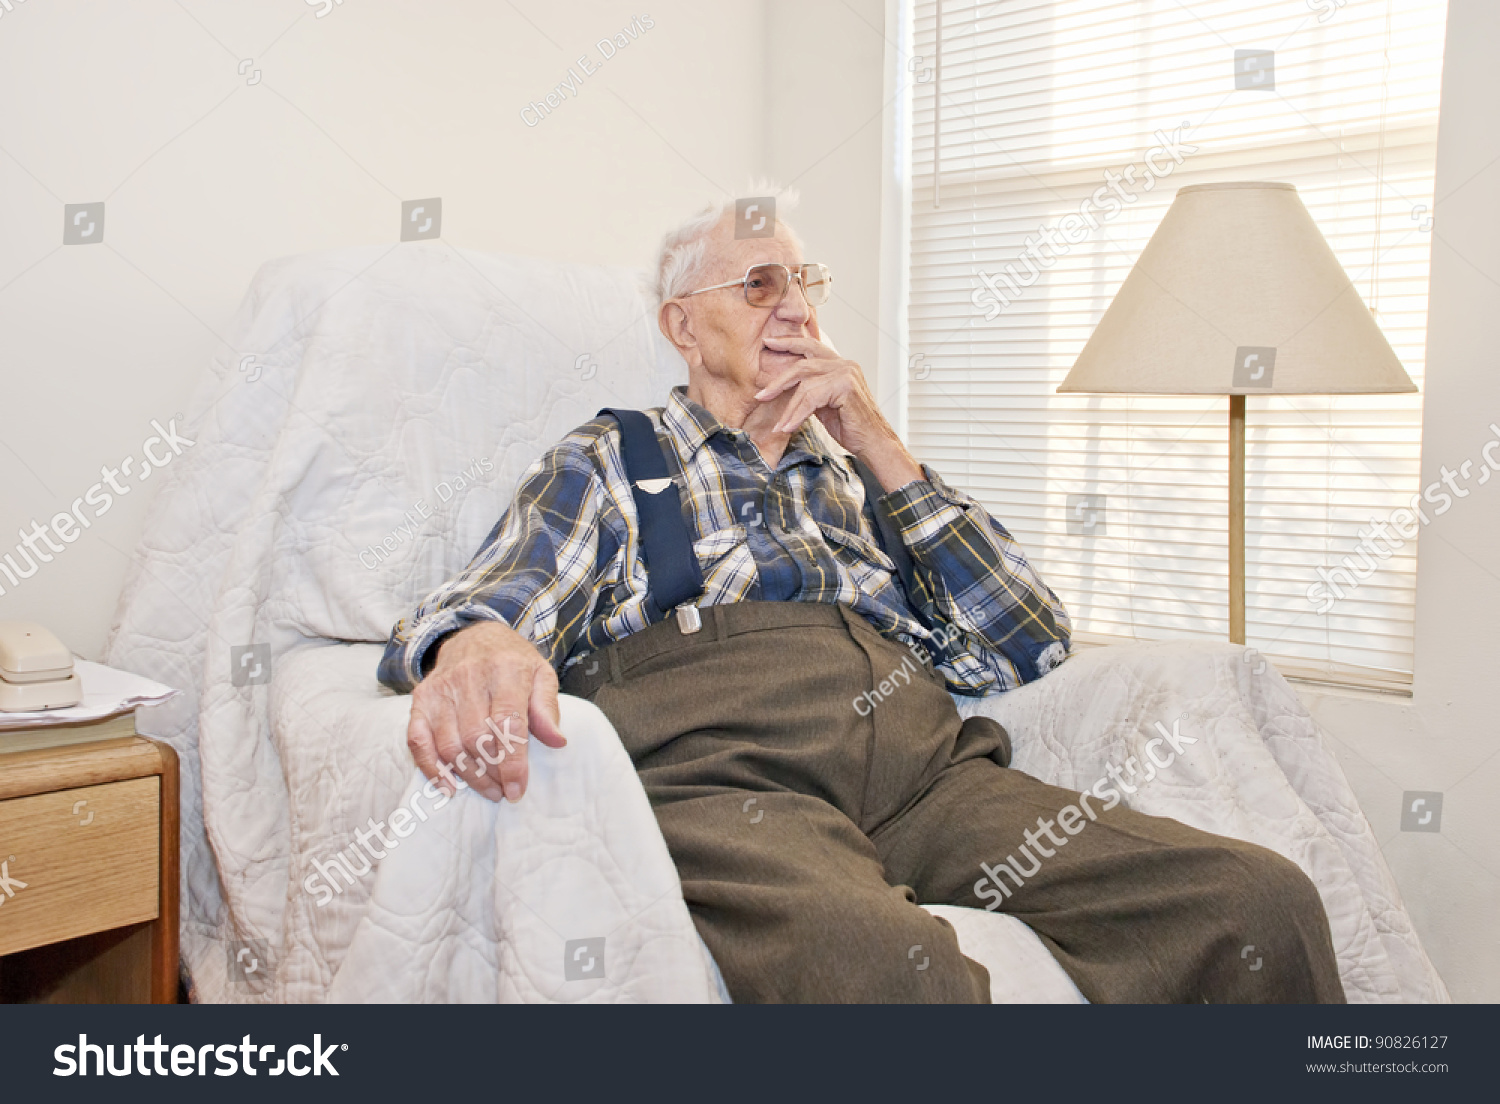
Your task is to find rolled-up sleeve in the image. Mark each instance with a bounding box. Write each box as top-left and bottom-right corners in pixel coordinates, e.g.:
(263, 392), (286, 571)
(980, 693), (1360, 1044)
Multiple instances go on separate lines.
(376, 440), (606, 693)
(879, 465), (1071, 691)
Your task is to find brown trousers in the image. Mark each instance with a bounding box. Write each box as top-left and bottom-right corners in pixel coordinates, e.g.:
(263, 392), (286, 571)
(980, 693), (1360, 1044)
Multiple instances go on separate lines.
(560, 601), (1345, 1004)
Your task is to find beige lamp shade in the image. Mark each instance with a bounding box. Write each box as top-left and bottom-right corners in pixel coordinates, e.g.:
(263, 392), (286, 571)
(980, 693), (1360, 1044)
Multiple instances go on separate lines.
(1058, 182), (1416, 396)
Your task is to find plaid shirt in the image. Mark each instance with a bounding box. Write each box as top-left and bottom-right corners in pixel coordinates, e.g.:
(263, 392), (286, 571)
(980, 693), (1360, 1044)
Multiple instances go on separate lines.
(377, 387), (1070, 695)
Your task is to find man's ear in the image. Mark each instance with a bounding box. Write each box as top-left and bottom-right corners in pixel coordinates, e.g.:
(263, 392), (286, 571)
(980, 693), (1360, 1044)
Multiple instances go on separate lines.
(658, 300), (701, 368)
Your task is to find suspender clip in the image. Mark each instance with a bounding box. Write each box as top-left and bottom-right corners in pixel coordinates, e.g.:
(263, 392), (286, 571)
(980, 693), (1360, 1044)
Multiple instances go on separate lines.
(675, 604), (703, 634)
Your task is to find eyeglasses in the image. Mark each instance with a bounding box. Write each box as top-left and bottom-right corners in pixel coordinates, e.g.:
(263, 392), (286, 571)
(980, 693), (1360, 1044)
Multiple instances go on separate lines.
(682, 263), (833, 308)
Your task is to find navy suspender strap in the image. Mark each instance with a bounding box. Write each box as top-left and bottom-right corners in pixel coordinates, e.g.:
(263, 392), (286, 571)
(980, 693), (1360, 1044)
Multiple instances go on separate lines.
(598, 408), (705, 625)
(851, 457), (932, 634)
(599, 407), (922, 637)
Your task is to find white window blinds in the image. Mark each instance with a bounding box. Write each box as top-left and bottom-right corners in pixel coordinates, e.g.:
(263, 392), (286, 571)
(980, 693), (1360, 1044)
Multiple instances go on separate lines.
(907, 0), (1448, 687)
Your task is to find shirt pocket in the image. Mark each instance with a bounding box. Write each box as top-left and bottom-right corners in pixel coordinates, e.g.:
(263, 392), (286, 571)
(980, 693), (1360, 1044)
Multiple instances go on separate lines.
(691, 524), (757, 596)
(814, 519), (898, 593)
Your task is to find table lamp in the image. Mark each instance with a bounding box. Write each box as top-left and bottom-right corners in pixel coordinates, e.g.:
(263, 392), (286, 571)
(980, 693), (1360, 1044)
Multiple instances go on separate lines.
(1057, 181), (1417, 645)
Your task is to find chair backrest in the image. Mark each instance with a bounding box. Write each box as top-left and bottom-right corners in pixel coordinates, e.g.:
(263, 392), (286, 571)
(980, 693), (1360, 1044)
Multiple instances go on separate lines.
(215, 242), (685, 644)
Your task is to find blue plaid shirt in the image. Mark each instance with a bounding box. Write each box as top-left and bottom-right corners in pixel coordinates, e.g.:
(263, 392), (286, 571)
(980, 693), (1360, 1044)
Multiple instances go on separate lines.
(378, 387), (1070, 695)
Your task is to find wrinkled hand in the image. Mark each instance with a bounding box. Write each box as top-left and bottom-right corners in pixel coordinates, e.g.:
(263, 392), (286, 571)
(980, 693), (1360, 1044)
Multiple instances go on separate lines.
(756, 335), (922, 489)
(406, 621), (567, 803)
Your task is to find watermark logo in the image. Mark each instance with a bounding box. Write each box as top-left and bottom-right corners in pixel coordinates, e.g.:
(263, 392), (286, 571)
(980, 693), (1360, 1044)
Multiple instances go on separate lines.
(909, 353), (931, 380)
(72, 800), (94, 826)
(239, 354), (263, 382)
(358, 456), (494, 570)
(306, 0), (345, 17)
(1235, 49), (1275, 91)
(303, 716), (530, 908)
(64, 202), (105, 245)
(1233, 346), (1276, 389)
(735, 197), (775, 239)
(401, 198), (441, 241)
(230, 643), (271, 687)
(519, 15), (655, 128)
(237, 58), (262, 85)
(564, 936), (606, 981)
(907, 945), (930, 971)
(1066, 494), (1108, 537)
(908, 55), (933, 83)
(974, 718), (1199, 909)
(1308, 423), (1500, 613)
(0, 417), (196, 601)
(742, 797), (764, 824)
(573, 353), (598, 381)
(1400, 791), (1443, 833)
(1308, 0), (1346, 23)
(1411, 203), (1433, 232)
(1241, 944), (1264, 971)
(0, 0), (36, 24)
(0, 857), (26, 906)
(971, 125), (1196, 319)
(227, 938), (273, 993)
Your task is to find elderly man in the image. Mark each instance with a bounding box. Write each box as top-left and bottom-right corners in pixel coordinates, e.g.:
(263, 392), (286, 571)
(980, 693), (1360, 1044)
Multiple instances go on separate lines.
(377, 197), (1344, 1004)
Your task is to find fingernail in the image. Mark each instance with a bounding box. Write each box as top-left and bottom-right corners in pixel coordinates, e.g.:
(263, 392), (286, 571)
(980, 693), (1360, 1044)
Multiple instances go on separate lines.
(504, 782), (522, 802)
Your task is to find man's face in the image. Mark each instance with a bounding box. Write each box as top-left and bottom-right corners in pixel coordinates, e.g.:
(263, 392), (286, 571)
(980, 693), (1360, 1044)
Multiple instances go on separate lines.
(665, 214), (819, 401)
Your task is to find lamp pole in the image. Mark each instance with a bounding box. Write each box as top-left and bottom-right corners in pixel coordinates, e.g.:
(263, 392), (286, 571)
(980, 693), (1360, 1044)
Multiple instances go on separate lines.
(1229, 394), (1247, 645)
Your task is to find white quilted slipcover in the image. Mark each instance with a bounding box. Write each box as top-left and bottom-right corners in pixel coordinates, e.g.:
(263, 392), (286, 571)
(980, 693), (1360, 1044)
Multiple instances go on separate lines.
(104, 243), (1446, 1003)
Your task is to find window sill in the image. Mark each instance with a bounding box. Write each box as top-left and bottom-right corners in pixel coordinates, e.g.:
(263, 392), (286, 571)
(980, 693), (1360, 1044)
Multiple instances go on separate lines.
(1068, 632), (1414, 699)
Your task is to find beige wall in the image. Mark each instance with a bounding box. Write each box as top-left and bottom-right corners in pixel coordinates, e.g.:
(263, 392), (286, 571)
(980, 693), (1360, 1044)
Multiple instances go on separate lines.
(765, 0), (891, 402)
(0, 0), (773, 656)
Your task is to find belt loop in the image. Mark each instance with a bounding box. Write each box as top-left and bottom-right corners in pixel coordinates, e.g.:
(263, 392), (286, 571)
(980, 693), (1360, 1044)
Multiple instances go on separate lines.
(709, 603), (726, 642)
(607, 644), (626, 685)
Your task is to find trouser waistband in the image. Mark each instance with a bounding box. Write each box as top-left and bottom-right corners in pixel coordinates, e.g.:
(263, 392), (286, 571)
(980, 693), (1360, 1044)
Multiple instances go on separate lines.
(559, 600), (928, 699)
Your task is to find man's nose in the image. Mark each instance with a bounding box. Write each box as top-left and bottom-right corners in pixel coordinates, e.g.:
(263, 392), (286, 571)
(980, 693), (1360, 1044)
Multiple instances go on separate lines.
(775, 277), (812, 323)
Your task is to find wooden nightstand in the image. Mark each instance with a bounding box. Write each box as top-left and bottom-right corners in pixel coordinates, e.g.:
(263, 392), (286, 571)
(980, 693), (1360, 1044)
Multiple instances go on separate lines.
(0, 736), (179, 1003)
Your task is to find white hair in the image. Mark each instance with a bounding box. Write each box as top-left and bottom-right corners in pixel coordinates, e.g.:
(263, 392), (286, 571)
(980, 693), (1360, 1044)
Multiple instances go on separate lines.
(654, 182), (802, 303)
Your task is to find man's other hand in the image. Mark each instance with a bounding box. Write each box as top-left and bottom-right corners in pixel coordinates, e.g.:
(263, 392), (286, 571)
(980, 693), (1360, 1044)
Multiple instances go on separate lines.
(406, 621), (567, 803)
(754, 335), (923, 491)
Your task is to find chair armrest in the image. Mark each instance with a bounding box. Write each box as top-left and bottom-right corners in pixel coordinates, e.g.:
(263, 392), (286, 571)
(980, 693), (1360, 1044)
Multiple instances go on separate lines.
(258, 641), (726, 1003)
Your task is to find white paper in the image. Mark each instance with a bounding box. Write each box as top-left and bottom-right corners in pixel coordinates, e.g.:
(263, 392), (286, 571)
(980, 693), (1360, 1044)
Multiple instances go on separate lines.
(0, 658), (179, 729)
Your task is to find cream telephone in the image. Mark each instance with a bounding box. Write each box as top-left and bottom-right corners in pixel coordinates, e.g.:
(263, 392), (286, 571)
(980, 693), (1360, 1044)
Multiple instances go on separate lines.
(0, 621), (83, 711)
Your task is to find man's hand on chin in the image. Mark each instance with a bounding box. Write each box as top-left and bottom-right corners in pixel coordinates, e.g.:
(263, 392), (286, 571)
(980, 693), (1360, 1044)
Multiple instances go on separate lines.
(754, 335), (924, 492)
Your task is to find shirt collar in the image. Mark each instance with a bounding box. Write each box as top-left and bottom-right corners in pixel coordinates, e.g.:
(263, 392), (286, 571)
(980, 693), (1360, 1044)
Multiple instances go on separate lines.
(663, 386), (843, 466)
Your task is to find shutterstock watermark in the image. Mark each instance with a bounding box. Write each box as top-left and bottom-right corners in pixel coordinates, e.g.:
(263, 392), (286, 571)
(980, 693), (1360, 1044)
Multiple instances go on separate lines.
(1307, 423), (1500, 614)
(972, 718), (1199, 909)
(0, 419), (194, 598)
(970, 125), (1198, 320)
(0, 856), (27, 907)
(54, 1034), (344, 1077)
(0, 0), (36, 24)
(303, 716), (526, 906)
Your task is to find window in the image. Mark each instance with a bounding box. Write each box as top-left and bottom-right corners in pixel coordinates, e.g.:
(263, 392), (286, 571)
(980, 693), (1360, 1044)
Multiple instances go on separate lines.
(906, 0), (1448, 688)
